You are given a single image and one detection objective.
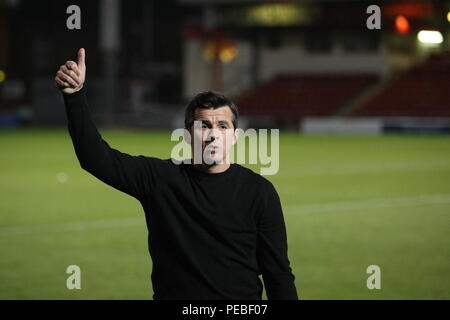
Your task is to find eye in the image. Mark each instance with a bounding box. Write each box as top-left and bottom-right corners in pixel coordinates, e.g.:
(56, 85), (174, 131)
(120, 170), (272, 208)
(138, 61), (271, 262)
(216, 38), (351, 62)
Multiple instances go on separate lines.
(202, 123), (208, 129)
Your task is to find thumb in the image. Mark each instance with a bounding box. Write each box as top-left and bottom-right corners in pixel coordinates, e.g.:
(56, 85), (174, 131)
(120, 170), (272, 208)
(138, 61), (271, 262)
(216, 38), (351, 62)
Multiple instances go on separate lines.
(77, 48), (86, 69)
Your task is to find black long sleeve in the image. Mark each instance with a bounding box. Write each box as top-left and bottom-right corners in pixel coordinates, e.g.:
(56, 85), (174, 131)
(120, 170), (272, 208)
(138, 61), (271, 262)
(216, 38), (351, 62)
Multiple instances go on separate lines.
(64, 89), (155, 200)
(63, 89), (298, 300)
(256, 181), (298, 300)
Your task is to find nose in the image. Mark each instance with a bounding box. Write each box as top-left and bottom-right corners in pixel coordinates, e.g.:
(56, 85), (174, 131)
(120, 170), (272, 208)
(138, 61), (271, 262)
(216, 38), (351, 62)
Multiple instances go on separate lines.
(207, 127), (220, 142)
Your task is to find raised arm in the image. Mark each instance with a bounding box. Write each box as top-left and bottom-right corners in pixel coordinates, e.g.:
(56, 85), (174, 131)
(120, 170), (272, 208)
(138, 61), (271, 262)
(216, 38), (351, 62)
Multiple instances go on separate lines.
(55, 48), (154, 200)
(256, 180), (299, 300)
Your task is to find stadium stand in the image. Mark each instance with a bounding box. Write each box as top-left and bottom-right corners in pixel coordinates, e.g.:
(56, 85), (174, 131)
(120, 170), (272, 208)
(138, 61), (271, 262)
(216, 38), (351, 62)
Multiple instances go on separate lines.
(237, 73), (379, 127)
(349, 50), (450, 117)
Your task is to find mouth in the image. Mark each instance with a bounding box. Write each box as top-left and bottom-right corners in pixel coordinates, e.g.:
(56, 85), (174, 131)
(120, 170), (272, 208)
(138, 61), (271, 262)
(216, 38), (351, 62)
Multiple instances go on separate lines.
(206, 144), (219, 150)
(205, 145), (220, 155)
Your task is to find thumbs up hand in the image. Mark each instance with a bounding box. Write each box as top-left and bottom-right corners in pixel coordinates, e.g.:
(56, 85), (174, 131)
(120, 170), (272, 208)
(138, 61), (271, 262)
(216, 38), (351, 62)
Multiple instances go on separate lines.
(55, 48), (86, 95)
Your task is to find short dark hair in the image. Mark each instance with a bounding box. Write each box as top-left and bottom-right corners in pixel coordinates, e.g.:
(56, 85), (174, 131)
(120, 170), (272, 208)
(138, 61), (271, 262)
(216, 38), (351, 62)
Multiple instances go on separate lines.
(184, 91), (239, 129)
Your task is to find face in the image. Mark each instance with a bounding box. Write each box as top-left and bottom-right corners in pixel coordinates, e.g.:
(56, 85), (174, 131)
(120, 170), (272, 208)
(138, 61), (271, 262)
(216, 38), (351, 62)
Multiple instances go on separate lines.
(189, 106), (238, 166)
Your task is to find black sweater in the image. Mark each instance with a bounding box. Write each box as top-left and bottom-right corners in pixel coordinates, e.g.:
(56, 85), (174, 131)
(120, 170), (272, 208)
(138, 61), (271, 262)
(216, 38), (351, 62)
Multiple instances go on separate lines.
(63, 89), (298, 300)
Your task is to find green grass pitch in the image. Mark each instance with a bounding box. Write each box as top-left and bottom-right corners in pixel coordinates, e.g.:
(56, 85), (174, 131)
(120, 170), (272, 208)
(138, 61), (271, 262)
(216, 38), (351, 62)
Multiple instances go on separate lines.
(0, 128), (449, 299)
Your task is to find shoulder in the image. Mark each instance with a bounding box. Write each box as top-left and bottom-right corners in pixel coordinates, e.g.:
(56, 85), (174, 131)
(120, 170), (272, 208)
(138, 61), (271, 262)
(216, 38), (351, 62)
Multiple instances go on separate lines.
(234, 164), (278, 194)
(139, 157), (185, 176)
(141, 157), (180, 167)
(236, 166), (283, 222)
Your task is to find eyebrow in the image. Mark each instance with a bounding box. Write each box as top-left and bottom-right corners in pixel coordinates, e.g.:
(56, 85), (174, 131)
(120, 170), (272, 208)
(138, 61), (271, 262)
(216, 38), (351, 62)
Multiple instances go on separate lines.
(197, 119), (231, 126)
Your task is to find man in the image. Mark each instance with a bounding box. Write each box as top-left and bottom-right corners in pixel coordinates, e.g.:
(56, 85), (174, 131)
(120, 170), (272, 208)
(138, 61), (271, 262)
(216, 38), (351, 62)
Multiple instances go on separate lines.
(55, 48), (298, 300)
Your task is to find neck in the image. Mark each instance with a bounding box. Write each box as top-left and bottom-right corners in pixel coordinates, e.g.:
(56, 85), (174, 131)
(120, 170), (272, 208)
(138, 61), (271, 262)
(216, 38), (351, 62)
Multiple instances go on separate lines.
(193, 162), (231, 174)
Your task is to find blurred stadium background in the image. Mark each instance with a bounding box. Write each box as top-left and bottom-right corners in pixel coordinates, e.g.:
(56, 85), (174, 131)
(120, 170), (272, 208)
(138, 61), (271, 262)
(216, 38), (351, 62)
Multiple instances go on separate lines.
(0, 0), (449, 299)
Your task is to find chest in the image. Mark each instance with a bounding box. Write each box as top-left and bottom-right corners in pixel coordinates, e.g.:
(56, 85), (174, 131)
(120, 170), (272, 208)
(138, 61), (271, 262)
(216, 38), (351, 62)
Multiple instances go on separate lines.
(158, 175), (261, 229)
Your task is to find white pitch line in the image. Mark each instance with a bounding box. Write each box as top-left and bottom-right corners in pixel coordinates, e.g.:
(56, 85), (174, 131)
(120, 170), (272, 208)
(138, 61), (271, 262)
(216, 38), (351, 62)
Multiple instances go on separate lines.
(0, 217), (143, 235)
(286, 162), (450, 176)
(284, 193), (450, 215)
(0, 194), (449, 235)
